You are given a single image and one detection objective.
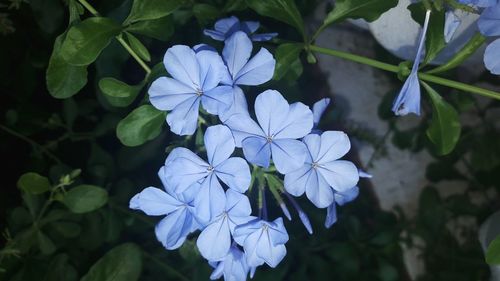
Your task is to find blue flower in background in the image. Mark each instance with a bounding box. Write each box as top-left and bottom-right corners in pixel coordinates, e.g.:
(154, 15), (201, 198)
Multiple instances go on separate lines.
(197, 189), (255, 261)
(311, 98), (331, 134)
(392, 10), (431, 116)
(233, 217), (289, 268)
(478, 3), (500, 74)
(284, 131), (359, 208)
(148, 46), (233, 136)
(209, 246), (250, 281)
(224, 90), (313, 174)
(204, 16), (278, 42)
(458, 0), (498, 7)
(129, 168), (200, 250)
(444, 11), (461, 43)
(165, 125), (251, 224)
(324, 186), (359, 228)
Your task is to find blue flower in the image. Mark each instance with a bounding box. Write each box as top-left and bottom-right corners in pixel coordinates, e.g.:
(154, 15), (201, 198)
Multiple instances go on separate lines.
(164, 125), (251, 225)
(458, 0), (498, 7)
(444, 11), (460, 43)
(148, 45), (233, 135)
(484, 39), (500, 74)
(129, 168), (200, 250)
(233, 217), (289, 268)
(478, 3), (500, 36)
(324, 186), (360, 228)
(392, 10), (431, 116)
(311, 98), (331, 134)
(204, 16), (278, 42)
(209, 246), (250, 281)
(224, 90), (313, 174)
(284, 131), (359, 208)
(197, 189), (255, 261)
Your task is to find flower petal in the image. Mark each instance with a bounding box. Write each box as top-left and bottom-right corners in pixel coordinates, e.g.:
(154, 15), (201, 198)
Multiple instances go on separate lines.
(478, 4), (500, 37)
(194, 174), (226, 225)
(274, 102), (313, 139)
(316, 131), (351, 164)
(255, 90), (289, 136)
(242, 21), (259, 33)
(205, 125), (236, 166)
(302, 133), (321, 161)
(223, 31), (252, 80)
(256, 237), (286, 268)
(193, 43), (217, 53)
(202, 86), (234, 115)
(243, 230), (266, 267)
(225, 189), (252, 218)
(216, 157), (251, 193)
(166, 96), (201, 136)
(444, 11), (460, 43)
(335, 186), (360, 206)
(219, 86), (250, 123)
(324, 202), (337, 229)
(234, 48), (275, 86)
(196, 50), (225, 91)
(391, 73), (421, 116)
(215, 16), (240, 34)
(233, 219), (262, 246)
(271, 139), (307, 174)
(242, 136), (271, 168)
(268, 217), (289, 245)
(251, 33), (278, 41)
(203, 29), (226, 41)
(163, 45), (201, 88)
(305, 171), (334, 208)
(129, 187), (181, 216)
(197, 216), (231, 261)
(283, 165), (312, 196)
(484, 39), (500, 75)
(149, 77), (196, 111)
(312, 98), (331, 126)
(164, 148), (208, 193)
(155, 207), (193, 250)
(318, 160), (359, 192)
(224, 114), (264, 147)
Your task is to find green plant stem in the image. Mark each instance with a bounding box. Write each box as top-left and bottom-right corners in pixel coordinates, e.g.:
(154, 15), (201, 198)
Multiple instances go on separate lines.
(309, 45), (500, 100)
(77, 0), (152, 75)
(0, 124), (63, 164)
(142, 251), (190, 281)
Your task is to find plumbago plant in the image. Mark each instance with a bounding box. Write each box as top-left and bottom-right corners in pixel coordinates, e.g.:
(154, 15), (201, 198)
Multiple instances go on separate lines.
(1, 0), (500, 280)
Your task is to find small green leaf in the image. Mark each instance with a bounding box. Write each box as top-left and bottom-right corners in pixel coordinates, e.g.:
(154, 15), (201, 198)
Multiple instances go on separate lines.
(273, 43), (303, 80)
(81, 243), (142, 281)
(422, 82), (461, 155)
(116, 105), (166, 146)
(125, 32), (150, 62)
(17, 172), (51, 195)
(99, 77), (143, 107)
(125, 16), (174, 41)
(46, 33), (88, 99)
(61, 17), (122, 66)
(51, 221), (82, 238)
(63, 185), (108, 214)
(408, 3), (446, 64)
(427, 33), (487, 74)
(193, 4), (221, 24)
(37, 231), (56, 255)
(486, 235), (500, 265)
(322, 0), (397, 26)
(246, 0), (304, 38)
(124, 0), (184, 24)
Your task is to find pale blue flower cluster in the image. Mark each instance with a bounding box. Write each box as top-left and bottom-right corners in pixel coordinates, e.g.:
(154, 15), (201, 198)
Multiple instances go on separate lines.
(130, 16), (362, 281)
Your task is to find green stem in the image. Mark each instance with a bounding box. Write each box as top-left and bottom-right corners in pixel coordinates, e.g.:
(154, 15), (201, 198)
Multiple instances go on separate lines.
(77, 0), (152, 75)
(309, 45), (500, 100)
(0, 124), (63, 164)
(142, 251), (190, 281)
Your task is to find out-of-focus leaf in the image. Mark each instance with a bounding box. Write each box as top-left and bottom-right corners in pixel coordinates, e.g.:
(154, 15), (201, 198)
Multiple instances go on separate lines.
(274, 43), (303, 80)
(17, 172), (51, 195)
(124, 0), (184, 23)
(125, 32), (150, 61)
(246, 0), (304, 37)
(63, 185), (108, 214)
(116, 105), (165, 146)
(486, 235), (500, 265)
(322, 0), (397, 26)
(125, 16), (174, 41)
(99, 77), (143, 107)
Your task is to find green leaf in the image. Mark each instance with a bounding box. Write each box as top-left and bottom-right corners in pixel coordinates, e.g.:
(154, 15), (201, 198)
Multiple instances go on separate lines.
(125, 32), (150, 62)
(124, 0), (184, 24)
(81, 243), (142, 281)
(61, 17), (122, 66)
(322, 0), (397, 26)
(273, 43), (303, 80)
(427, 33), (487, 74)
(17, 172), (51, 195)
(408, 3), (446, 64)
(63, 185), (108, 214)
(193, 4), (221, 24)
(37, 231), (56, 255)
(99, 77), (143, 107)
(116, 105), (165, 147)
(46, 33), (88, 98)
(246, 0), (304, 38)
(486, 235), (500, 265)
(51, 221), (82, 238)
(44, 254), (78, 281)
(422, 82), (461, 155)
(125, 16), (174, 41)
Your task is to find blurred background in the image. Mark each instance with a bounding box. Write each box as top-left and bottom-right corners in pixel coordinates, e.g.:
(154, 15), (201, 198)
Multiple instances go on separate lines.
(1, 0), (499, 280)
